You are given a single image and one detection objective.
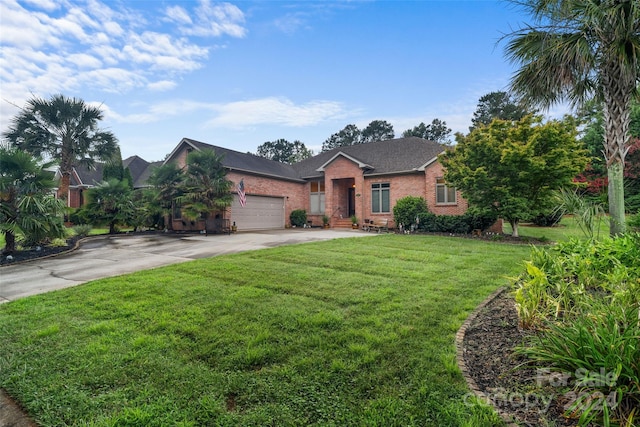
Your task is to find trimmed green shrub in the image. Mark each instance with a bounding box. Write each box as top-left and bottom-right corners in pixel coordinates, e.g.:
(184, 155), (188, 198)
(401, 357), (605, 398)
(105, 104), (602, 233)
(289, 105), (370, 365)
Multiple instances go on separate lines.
(393, 196), (428, 228)
(529, 210), (563, 227)
(289, 209), (307, 227)
(72, 224), (92, 238)
(415, 209), (497, 234)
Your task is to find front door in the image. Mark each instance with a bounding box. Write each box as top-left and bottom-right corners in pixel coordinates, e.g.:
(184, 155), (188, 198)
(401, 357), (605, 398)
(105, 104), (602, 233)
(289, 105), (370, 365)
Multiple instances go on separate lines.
(348, 187), (355, 217)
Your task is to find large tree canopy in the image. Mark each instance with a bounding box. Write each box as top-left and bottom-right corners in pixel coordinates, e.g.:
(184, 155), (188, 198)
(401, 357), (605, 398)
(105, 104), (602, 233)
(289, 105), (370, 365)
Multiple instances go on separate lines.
(322, 124), (362, 152)
(504, 0), (640, 234)
(469, 91), (531, 131)
(256, 139), (312, 164)
(3, 94), (119, 201)
(440, 116), (589, 237)
(360, 120), (395, 144)
(402, 119), (452, 143)
(321, 120), (396, 151)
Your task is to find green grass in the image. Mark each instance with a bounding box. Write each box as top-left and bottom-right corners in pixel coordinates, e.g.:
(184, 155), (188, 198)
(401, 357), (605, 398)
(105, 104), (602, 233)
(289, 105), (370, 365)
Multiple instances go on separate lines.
(0, 235), (533, 426)
(503, 216), (611, 241)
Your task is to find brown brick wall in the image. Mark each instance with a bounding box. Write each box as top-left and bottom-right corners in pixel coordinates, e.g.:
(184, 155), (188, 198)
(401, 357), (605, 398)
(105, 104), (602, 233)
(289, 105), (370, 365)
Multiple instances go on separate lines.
(424, 162), (468, 216)
(322, 157), (363, 225)
(226, 171), (307, 225)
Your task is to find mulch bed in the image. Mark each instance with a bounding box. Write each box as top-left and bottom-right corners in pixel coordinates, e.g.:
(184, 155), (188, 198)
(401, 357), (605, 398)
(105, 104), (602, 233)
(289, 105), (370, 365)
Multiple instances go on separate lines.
(0, 236), (83, 266)
(462, 289), (590, 426)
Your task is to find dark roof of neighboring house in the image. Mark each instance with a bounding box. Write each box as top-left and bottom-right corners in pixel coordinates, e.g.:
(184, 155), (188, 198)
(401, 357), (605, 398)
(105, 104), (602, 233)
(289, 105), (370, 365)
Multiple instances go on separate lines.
(292, 137), (446, 178)
(167, 138), (304, 182)
(123, 155), (162, 188)
(69, 163), (104, 187)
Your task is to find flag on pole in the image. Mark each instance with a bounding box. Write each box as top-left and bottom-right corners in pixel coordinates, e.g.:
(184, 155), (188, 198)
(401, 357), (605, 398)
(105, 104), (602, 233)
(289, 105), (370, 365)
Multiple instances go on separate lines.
(237, 179), (246, 207)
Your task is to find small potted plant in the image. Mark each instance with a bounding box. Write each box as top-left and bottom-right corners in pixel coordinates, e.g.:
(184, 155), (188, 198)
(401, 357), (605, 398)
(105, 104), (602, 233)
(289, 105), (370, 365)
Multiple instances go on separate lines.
(350, 215), (359, 229)
(322, 215), (330, 229)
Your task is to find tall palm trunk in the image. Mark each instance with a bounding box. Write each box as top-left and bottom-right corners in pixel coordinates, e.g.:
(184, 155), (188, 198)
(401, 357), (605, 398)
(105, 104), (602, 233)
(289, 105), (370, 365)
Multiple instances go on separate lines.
(3, 231), (16, 254)
(602, 60), (633, 235)
(58, 172), (71, 204)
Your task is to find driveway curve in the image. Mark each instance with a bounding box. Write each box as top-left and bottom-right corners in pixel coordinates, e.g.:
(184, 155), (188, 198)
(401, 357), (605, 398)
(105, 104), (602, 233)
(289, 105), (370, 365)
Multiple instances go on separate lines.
(0, 229), (373, 303)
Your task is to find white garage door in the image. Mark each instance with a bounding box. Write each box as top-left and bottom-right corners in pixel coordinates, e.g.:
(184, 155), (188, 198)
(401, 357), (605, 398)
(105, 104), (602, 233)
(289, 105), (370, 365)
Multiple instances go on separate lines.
(231, 195), (285, 230)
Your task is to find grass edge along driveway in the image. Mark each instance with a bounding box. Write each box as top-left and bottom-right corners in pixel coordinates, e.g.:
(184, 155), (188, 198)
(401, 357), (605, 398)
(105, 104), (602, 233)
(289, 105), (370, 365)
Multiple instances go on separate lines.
(0, 235), (532, 426)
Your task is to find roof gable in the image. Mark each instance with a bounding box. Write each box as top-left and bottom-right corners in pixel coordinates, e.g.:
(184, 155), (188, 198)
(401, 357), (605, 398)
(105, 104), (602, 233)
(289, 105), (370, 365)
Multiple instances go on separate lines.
(123, 155), (159, 188)
(166, 138), (305, 182)
(315, 151), (373, 172)
(293, 137), (445, 178)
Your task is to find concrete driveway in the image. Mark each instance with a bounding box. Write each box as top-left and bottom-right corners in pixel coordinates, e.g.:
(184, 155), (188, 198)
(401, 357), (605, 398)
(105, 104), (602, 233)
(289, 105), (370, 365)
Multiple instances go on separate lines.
(0, 229), (373, 303)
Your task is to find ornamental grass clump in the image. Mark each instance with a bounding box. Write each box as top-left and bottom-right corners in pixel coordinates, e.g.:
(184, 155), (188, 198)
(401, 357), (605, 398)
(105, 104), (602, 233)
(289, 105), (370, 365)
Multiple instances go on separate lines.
(512, 234), (640, 426)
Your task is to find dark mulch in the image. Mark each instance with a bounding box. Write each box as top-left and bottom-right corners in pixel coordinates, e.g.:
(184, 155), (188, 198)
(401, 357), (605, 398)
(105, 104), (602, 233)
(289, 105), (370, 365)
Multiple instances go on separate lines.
(0, 236), (83, 266)
(463, 290), (589, 426)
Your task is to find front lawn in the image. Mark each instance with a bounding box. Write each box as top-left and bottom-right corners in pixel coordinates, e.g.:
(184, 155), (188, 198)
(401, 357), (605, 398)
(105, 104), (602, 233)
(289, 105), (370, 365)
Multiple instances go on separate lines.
(0, 235), (532, 426)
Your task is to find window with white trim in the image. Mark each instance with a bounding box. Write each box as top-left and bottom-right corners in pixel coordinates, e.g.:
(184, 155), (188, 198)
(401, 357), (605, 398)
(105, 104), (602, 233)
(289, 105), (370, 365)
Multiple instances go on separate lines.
(436, 177), (456, 204)
(310, 180), (325, 214)
(371, 182), (390, 213)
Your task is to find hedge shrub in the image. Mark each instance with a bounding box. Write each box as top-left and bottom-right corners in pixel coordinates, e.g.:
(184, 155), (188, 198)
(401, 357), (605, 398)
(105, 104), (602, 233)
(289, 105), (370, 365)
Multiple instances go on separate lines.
(289, 209), (307, 227)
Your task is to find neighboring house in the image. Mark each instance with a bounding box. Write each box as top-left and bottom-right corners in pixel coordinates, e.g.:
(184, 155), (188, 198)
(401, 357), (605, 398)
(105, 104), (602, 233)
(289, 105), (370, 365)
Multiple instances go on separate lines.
(55, 163), (104, 208)
(122, 156), (163, 189)
(56, 157), (160, 208)
(163, 137), (477, 232)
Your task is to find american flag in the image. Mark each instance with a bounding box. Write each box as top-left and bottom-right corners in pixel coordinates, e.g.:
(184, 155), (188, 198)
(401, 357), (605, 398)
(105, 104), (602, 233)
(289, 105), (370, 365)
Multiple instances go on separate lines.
(237, 179), (246, 207)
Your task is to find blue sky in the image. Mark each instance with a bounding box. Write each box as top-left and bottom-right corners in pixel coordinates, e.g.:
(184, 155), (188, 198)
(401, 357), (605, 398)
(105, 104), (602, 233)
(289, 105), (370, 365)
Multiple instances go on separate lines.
(0, 0), (558, 161)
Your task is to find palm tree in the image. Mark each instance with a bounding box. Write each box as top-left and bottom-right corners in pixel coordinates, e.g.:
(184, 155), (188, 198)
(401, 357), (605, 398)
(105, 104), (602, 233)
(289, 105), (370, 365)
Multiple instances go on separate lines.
(3, 94), (118, 203)
(147, 162), (186, 229)
(179, 149), (233, 221)
(82, 179), (134, 234)
(0, 148), (66, 254)
(504, 0), (640, 235)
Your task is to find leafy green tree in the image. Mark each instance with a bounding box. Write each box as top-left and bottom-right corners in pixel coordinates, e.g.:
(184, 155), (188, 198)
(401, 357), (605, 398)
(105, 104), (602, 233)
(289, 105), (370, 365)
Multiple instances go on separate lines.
(402, 119), (452, 143)
(469, 91), (531, 131)
(504, 0), (640, 235)
(256, 139), (313, 163)
(0, 148), (66, 253)
(178, 149), (233, 221)
(441, 116), (589, 237)
(360, 120), (395, 143)
(82, 179), (134, 234)
(3, 94), (119, 202)
(322, 124), (361, 151)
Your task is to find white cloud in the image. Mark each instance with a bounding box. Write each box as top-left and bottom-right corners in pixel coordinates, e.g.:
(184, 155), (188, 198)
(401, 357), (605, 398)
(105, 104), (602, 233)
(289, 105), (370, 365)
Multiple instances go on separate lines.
(67, 52), (103, 69)
(206, 97), (347, 128)
(147, 80), (177, 92)
(179, 0), (247, 38)
(0, 0), (247, 130)
(20, 0), (58, 12)
(104, 97), (349, 129)
(165, 5), (192, 25)
(273, 12), (311, 35)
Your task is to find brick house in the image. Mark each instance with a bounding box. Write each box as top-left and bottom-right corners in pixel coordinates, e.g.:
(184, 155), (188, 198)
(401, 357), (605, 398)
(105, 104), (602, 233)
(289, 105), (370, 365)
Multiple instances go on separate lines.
(55, 163), (104, 208)
(164, 136), (473, 231)
(57, 157), (161, 208)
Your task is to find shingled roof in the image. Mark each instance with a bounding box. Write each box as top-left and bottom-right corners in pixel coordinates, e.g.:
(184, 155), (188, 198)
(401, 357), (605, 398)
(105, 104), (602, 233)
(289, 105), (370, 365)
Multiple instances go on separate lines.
(165, 137), (446, 182)
(123, 155), (162, 188)
(69, 163), (104, 187)
(292, 137), (446, 178)
(168, 138), (304, 182)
